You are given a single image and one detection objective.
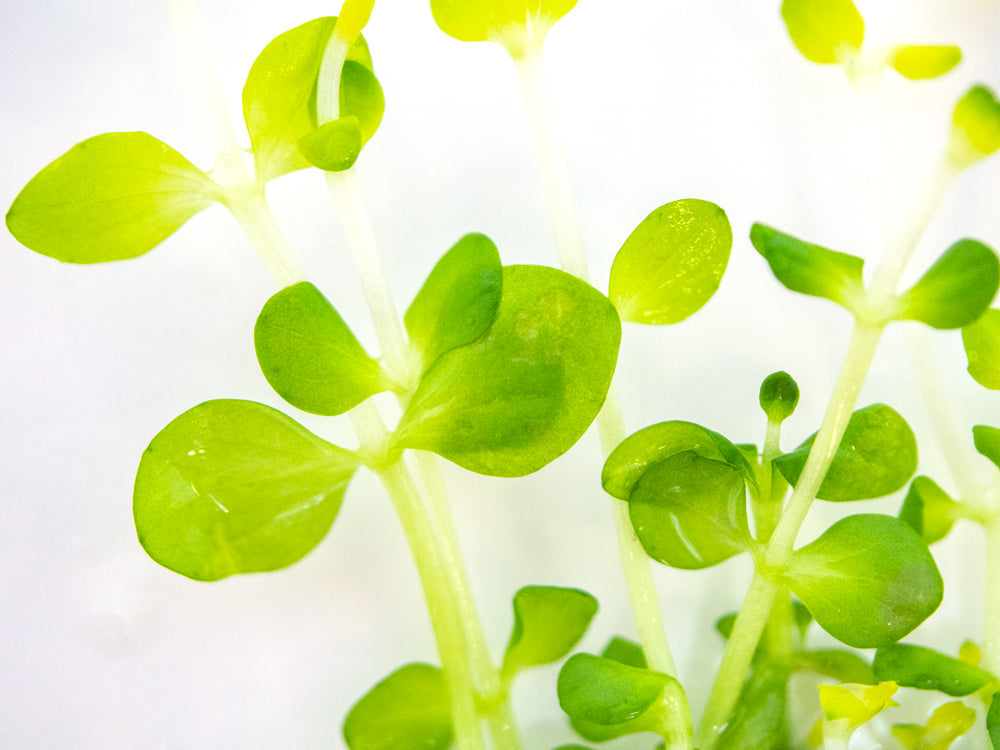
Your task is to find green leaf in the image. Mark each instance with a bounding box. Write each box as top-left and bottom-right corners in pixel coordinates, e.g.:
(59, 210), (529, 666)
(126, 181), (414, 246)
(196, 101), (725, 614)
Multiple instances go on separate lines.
(873, 643), (996, 696)
(243, 17), (383, 182)
(629, 451), (750, 570)
(895, 239), (1000, 329)
(818, 681), (898, 726)
(430, 0), (577, 57)
(600, 637), (647, 669)
(774, 403), (917, 502)
(898, 476), (959, 545)
(297, 116), (363, 172)
(603, 421), (755, 500)
(947, 85), (1000, 169)
(502, 586), (597, 679)
(133, 399), (360, 582)
(6, 132), (219, 263)
(988, 691), (1000, 749)
(395, 265), (620, 477)
(796, 649), (876, 685)
(716, 664), (791, 750)
(608, 199), (732, 325)
(963, 308), (1000, 389)
(781, 0), (864, 64)
(404, 233), (503, 374)
(785, 514), (943, 648)
(343, 663), (452, 750)
(890, 45), (962, 80)
(760, 371), (800, 423)
(254, 282), (390, 416)
(974, 425), (1000, 472)
(750, 223), (865, 311)
(893, 701), (976, 750)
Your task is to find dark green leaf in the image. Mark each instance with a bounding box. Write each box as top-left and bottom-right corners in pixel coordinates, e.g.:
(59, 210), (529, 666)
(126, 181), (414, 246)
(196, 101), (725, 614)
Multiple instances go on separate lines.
(898, 476), (959, 544)
(629, 451), (750, 570)
(6, 132), (219, 263)
(601, 637), (647, 669)
(343, 663), (452, 750)
(963, 308), (1000, 389)
(890, 45), (962, 80)
(395, 265), (620, 477)
(759, 371), (800, 423)
(254, 282), (390, 416)
(133, 399), (359, 581)
(749, 223), (864, 311)
(608, 199), (732, 325)
(502, 586), (598, 678)
(796, 649), (876, 684)
(716, 664), (790, 750)
(716, 613), (738, 640)
(896, 239), (1000, 329)
(873, 643), (996, 696)
(974, 425), (1000, 472)
(988, 691), (1000, 749)
(781, 0), (864, 64)
(297, 116), (362, 172)
(558, 653), (673, 729)
(404, 233), (503, 374)
(774, 403), (917, 501)
(785, 514), (943, 648)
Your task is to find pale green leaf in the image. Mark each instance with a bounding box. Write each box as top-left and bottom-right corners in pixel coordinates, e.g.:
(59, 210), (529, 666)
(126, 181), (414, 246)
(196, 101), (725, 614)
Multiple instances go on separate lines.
(501, 586), (598, 678)
(297, 116), (362, 172)
(974, 425), (1000, 472)
(781, 0), (864, 64)
(890, 45), (962, 80)
(963, 308), (1000, 389)
(947, 85), (1000, 169)
(430, 0), (577, 57)
(893, 701), (976, 750)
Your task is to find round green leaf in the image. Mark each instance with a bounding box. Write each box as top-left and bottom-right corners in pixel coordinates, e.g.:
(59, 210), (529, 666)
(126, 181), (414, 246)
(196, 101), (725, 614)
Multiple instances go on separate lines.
(430, 0), (577, 57)
(558, 653), (671, 727)
(890, 45), (962, 80)
(963, 309), (1000, 389)
(873, 644), (997, 697)
(254, 282), (390, 416)
(785, 514), (944, 648)
(898, 476), (959, 544)
(609, 199), (732, 325)
(404, 233), (503, 375)
(395, 265), (620, 477)
(781, 0), (864, 65)
(6, 132), (220, 263)
(133, 400), (360, 582)
(759, 371), (800, 423)
(628, 451), (750, 570)
(896, 239), (1000, 330)
(297, 116), (363, 172)
(502, 586), (598, 679)
(343, 664), (452, 750)
(774, 403), (917, 502)
(948, 85), (1000, 169)
(974, 425), (1000, 472)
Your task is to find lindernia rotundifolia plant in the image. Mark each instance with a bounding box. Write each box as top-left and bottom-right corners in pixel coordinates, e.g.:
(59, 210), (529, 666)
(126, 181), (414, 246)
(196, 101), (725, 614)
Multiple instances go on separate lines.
(5, 0), (1000, 747)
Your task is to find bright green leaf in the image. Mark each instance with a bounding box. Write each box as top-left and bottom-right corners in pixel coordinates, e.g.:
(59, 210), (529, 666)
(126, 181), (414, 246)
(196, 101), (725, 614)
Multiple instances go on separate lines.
(716, 664), (791, 750)
(873, 643), (997, 696)
(334, 0), (375, 45)
(430, 0), (577, 58)
(797, 649), (876, 685)
(947, 85), (1000, 170)
(974, 425), (1000, 472)
(963, 308), (1000, 389)
(243, 17), (382, 182)
(600, 637), (647, 669)
(133, 399), (360, 582)
(628, 451), (750, 570)
(343, 663), (452, 750)
(558, 654), (676, 730)
(404, 233), (503, 374)
(750, 223), (865, 311)
(6, 132), (219, 263)
(818, 681), (898, 726)
(254, 282), (390, 416)
(775, 403), (917, 502)
(395, 265), (620, 477)
(502, 586), (598, 679)
(781, 0), (864, 65)
(760, 371), (800, 423)
(297, 115), (363, 172)
(892, 701), (976, 750)
(898, 476), (960, 544)
(608, 199), (732, 325)
(988, 691), (1000, 749)
(895, 239), (1000, 329)
(890, 45), (962, 80)
(785, 514), (943, 648)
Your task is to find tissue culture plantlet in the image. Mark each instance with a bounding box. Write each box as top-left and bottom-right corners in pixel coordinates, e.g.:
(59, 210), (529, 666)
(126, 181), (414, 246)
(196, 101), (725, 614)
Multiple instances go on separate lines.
(5, 0), (1000, 748)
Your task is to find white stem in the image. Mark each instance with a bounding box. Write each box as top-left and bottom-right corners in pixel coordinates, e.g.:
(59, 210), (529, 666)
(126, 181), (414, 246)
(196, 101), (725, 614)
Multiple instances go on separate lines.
(226, 193), (307, 287)
(317, 33), (352, 124)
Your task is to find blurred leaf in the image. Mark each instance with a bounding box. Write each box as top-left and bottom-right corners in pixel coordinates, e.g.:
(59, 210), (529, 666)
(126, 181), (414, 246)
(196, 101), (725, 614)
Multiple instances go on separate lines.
(797, 649), (876, 684)
(343, 663), (452, 750)
(899, 476), (959, 544)
(430, 0), (577, 56)
(133, 400), (359, 581)
(6, 132), (219, 263)
(974, 425), (1000, 471)
(502, 586), (598, 679)
(818, 681), (898, 726)
(988, 691), (1000, 749)
(775, 403), (917, 501)
(890, 45), (961, 80)
(785, 514), (943, 648)
(781, 0), (864, 64)
(297, 115), (363, 172)
(609, 199), (732, 325)
(963, 308), (1000, 389)
(947, 85), (1000, 169)
(716, 664), (791, 750)
(892, 701), (976, 750)
(873, 643), (996, 696)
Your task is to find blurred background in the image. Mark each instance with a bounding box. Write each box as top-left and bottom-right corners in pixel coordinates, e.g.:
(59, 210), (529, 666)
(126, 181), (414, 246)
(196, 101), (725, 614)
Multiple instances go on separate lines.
(2, 0), (999, 746)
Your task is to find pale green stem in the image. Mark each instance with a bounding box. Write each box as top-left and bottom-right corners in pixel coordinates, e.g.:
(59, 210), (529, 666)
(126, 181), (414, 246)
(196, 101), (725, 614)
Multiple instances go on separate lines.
(224, 192), (307, 287)
(984, 517), (1000, 674)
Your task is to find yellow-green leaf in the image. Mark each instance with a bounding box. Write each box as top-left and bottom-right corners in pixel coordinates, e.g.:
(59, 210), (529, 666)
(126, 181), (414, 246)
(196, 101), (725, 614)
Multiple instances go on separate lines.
(430, 0), (577, 57)
(781, 0), (864, 65)
(890, 45), (962, 80)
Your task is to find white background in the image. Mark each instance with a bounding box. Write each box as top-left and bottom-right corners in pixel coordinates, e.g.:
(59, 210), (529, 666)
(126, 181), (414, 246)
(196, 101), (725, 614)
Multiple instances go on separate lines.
(2, 0), (999, 747)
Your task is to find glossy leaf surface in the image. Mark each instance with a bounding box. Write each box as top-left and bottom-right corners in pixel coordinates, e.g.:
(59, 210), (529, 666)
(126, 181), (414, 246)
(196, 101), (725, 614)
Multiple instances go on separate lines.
(873, 643), (996, 696)
(896, 239), (999, 329)
(430, 0), (577, 56)
(297, 116), (363, 172)
(974, 425), (1000, 471)
(502, 586), (598, 679)
(781, 0), (864, 64)
(963, 309), (1000, 389)
(750, 223), (864, 311)
(949, 85), (1000, 168)
(775, 403), (917, 501)
(890, 45), (961, 80)
(628, 451), (750, 569)
(559, 654), (672, 728)
(609, 199), (732, 325)
(133, 400), (359, 581)
(395, 265), (620, 477)
(893, 701), (976, 750)
(786, 514), (943, 648)
(404, 233), (503, 374)
(7, 132), (219, 263)
(343, 663), (452, 750)
(898, 476), (959, 545)
(254, 282), (389, 416)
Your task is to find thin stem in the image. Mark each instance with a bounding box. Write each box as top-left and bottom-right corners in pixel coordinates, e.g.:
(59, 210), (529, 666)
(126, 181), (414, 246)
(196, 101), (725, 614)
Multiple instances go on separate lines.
(984, 517), (1000, 674)
(225, 192), (307, 287)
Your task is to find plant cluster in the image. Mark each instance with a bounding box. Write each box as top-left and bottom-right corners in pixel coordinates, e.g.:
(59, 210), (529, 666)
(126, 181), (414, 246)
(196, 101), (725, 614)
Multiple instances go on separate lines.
(6, 0), (1000, 748)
